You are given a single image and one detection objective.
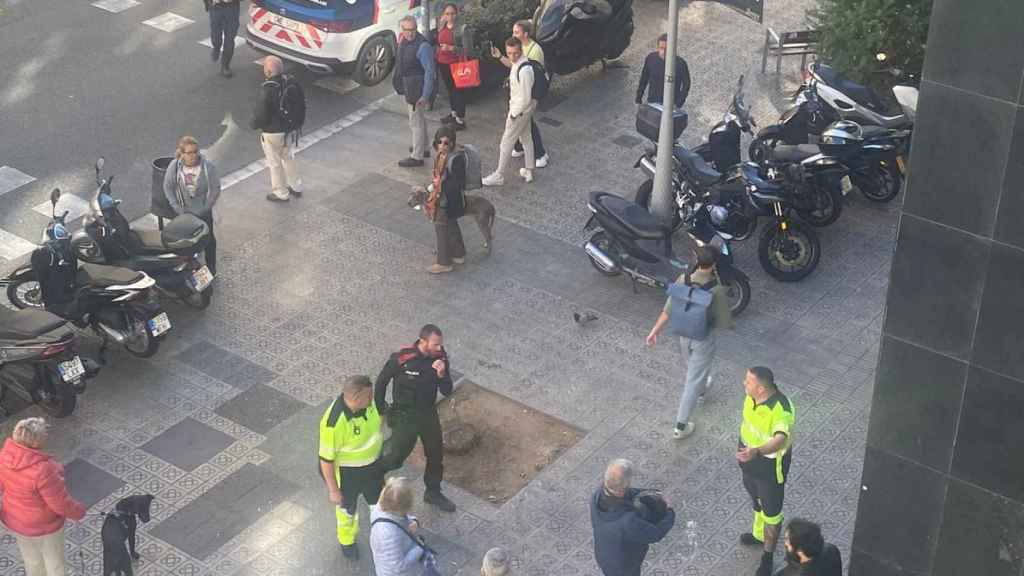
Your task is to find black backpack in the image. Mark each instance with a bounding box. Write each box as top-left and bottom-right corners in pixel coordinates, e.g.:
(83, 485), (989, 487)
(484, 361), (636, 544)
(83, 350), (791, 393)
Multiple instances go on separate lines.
(271, 74), (306, 143)
(518, 60), (549, 101)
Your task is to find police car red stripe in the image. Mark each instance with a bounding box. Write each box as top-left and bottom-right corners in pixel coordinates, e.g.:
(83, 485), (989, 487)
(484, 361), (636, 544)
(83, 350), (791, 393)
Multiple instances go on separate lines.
(250, 6), (323, 50)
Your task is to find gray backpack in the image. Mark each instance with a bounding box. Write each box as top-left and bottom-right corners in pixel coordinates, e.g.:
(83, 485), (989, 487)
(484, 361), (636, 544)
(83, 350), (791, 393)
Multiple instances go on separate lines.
(667, 274), (715, 340)
(449, 144), (482, 191)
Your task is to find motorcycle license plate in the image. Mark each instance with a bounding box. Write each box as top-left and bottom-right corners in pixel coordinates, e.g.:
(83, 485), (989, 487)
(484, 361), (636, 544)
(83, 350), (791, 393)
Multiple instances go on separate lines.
(147, 312), (172, 337)
(896, 155), (907, 174)
(57, 356), (85, 382)
(840, 175), (853, 196)
(189, 266), (214, 292)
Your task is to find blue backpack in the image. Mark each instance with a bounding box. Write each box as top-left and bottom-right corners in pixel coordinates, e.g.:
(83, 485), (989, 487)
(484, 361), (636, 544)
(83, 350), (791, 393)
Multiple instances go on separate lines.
(667, 274), (716, 340)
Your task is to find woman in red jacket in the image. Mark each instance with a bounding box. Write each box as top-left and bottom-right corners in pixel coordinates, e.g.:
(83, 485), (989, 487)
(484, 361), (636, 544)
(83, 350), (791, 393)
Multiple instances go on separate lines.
(0, 417), (86, 576)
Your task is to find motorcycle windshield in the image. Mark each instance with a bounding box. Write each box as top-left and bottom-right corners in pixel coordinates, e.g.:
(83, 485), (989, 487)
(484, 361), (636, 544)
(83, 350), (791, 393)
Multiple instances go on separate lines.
(535, 0), (568, 41)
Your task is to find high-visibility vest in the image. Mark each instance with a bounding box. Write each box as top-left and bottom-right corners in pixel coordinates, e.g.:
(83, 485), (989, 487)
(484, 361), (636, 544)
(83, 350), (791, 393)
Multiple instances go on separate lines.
(319, 395), (382, 469)
(740, 392), (795, 482)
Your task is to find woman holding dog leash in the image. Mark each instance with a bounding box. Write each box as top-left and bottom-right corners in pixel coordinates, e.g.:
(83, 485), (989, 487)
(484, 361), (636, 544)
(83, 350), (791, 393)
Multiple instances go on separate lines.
(0, 417), (86, 576)
(424, 125), (467, 274)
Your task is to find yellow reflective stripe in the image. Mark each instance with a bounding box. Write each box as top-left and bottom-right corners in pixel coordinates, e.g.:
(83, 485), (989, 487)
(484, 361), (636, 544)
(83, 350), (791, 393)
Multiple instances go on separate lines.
(762, 510), (784, 525)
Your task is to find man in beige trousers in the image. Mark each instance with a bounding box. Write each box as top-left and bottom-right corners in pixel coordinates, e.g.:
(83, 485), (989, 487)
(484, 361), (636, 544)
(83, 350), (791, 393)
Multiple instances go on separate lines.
(482, 37), (536, 186)
(251, 56), (303, 202)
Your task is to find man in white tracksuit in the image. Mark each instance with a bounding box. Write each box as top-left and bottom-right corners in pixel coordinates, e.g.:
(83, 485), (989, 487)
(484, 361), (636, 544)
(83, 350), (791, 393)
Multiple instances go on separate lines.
(482, 37), (536, 186)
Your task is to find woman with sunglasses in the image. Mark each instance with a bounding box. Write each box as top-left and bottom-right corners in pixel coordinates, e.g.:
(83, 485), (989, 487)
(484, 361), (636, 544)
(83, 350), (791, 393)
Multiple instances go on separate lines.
(425, 125), (466, 274)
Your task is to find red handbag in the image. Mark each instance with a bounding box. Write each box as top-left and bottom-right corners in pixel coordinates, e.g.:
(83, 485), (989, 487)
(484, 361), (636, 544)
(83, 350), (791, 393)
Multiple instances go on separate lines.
(451, 59), (481, 89)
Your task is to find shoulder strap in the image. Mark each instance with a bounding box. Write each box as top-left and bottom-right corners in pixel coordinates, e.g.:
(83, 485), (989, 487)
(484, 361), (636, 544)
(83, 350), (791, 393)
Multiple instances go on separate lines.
(370, 518), (436, 554)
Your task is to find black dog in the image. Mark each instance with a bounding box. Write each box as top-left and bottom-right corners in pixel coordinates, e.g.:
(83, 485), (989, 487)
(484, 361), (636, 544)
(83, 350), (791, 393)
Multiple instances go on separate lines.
(101, 494), (154, 576)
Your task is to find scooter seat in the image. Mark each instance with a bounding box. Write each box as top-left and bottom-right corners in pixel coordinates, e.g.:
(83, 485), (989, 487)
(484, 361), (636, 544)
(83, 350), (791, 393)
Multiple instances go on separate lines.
(76, 263), (146, 288)
(0, 308), (67, 340)
(130, 229), (166, 253)
(673, 146), (722, 186)
(769, 144), (821, 163)
(590, 192), (667, 240)
(860, 125), (890, 139)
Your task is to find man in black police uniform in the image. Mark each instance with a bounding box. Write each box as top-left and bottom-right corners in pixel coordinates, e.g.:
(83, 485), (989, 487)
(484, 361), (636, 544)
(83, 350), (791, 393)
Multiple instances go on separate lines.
(375, 324), (457, 512)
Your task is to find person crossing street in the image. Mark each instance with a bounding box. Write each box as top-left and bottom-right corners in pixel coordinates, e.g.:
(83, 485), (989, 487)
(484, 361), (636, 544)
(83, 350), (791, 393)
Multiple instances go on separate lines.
(736, 367), (796, 576)
(375, 324), (457, 512)
(318, 375), (386, 562)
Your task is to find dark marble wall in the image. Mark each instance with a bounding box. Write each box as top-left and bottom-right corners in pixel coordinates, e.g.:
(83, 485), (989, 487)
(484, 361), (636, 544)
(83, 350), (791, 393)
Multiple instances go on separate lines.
(850, 1), (1024, 575)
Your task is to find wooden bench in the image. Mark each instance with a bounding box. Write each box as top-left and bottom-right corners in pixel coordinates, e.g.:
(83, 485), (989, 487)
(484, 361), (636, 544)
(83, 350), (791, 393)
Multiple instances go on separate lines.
(761, 28), (820, 75)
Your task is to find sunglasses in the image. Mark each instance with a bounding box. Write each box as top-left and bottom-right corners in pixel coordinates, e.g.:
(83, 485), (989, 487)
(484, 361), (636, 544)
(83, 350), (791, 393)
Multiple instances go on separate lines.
(437, 139), (452, 146)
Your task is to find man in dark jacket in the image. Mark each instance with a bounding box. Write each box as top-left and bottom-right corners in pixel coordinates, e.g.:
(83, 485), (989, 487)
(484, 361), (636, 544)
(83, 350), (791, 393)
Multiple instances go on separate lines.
(635, 33), (691, 107)
(375, 324), (456, 512)
(250, 56), (303, 202)
(591, 459), (675, 576)
(774, 518), (843, 576)
(206, 0), (241, 77)
(393, 15), (436, 168)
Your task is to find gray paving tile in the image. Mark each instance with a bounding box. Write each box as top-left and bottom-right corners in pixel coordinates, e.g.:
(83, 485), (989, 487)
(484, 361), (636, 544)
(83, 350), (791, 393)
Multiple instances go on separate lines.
(538, 116), (564, 127)
(64, 458), (126, 509)
(149, 463), (298, 561)
(612, 133), (643, 148)
(140, 417), (235, 472)
(175, 339), (276, 389)
(214, 383), (307, 435)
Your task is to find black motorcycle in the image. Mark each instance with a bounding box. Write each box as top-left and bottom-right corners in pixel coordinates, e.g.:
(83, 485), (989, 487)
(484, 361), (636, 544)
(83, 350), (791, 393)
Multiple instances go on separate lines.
(4, 190), (171, 358)
(534, 0), (634, 75)
(693, 75), (847, 227)
(583, 191), (751, 316)
(634, 150), (822, 282)
(748, 64), (911, 202)
(0, 307), (101, 417)
(71, 159), (214, 309)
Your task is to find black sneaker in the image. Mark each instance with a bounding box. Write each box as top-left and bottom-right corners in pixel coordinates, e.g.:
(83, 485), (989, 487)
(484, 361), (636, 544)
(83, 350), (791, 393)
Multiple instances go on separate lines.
(220, 66), (233, 78)
(424, 489), (456, 512)
(452, 118), (466, 131)
(740, 532), (762, 546)
(341, 544), (359, 561)
(398, 157), (425, 168)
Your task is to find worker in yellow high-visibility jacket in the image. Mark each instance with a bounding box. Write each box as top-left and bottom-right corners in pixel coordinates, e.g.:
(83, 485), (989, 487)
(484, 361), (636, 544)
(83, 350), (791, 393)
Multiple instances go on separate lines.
(318, 374), (384, 562)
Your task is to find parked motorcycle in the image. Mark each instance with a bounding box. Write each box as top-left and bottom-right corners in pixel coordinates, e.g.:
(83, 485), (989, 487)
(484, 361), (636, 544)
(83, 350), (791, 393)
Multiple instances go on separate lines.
(748, 58), (916, 201)
(634, 152), (822, 282)
(582, 191), (751, 316)
(534, 0), (634, 76)
(71, 159), (214, 309)
(0, 307), (100, 417)
(693, 75), (847, 227)
(4, 189), (172, 358)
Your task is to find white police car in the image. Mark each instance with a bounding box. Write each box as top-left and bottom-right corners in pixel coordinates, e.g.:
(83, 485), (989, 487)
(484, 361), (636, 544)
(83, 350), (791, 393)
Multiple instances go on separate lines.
(246, 0), (426, 86)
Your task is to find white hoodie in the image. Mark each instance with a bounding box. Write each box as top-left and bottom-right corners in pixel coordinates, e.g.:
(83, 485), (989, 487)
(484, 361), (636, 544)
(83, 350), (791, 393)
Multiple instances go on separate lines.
(509, 56), (535, 117)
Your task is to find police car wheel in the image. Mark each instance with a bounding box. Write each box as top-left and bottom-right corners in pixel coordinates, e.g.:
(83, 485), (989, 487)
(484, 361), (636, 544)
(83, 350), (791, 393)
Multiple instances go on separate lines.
(354, 35), (395, 86)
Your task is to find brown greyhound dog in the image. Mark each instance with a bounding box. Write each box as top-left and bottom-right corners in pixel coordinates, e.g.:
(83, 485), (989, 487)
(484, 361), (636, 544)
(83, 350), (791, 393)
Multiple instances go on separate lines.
(409, 186), (495, 253)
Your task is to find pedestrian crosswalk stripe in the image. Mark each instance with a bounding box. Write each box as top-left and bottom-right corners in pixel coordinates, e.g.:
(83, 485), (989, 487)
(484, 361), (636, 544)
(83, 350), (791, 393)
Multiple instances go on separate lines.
(0, 227), (36, 261)
(142, 12), (194, 33)
(91, 0), (140, 13)
(32, 194), (90, 224)
(0, 166), (35, 199)
(198, 36), (246, 49)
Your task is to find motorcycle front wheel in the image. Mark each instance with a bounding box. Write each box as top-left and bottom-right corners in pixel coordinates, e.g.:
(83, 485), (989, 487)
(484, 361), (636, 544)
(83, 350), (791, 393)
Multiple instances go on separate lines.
(6, 276), (44, 310)
(796, 180), (843, 227)
(856, 159), (902, 203)
(33, 366), (77, 418)
(758, 221), (821, 282)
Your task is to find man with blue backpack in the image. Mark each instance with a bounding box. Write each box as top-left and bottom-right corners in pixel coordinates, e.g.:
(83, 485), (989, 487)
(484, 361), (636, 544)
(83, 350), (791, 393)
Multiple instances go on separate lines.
(645, 246), (733, 439)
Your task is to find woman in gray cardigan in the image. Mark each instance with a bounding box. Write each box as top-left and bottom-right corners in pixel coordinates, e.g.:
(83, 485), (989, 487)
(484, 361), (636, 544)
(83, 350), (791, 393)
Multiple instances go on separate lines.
(370, 477), (427, 576)
(162, 135), (220, 274)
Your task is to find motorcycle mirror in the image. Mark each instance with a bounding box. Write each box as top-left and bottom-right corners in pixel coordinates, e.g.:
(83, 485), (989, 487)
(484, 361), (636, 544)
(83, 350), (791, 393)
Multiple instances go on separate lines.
(95, 157), (105, 173)
(50, 188), (61, 207)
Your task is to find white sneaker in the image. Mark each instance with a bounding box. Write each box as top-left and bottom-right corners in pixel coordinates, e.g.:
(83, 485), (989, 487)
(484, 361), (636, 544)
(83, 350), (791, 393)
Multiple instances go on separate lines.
(673, 422), (696, 440)
(535, 154), (549, 168)
(482, 172), (505, 187)
(519, 168), (534, 183)
(511, 149), (525, 158)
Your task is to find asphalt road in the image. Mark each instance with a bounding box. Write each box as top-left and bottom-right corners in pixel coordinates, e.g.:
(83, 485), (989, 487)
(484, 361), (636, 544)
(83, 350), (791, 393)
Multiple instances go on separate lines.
(0, 0), (392, 255)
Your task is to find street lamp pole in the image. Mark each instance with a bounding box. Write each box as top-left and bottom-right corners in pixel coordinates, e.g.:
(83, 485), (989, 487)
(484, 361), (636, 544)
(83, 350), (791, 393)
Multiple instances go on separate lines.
(650, 0), (680, 224)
